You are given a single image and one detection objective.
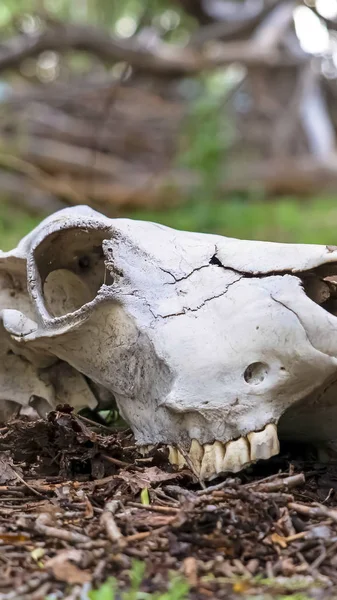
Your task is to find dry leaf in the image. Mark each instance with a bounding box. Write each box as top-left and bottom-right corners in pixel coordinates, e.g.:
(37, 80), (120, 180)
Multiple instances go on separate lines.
(45, 549), (92, 584)
(31, 500), (63, 516)
(0, 451), (19, 484)
(271, 532), (288, 548)
(118, 466), (179, 493)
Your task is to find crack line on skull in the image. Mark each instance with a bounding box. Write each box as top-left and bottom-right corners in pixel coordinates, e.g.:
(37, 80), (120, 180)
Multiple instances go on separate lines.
(118, 275), (244, 320)
(161, 262), (212, 284)
(211, 247), (312, 278)
(157, 275), (244, 319)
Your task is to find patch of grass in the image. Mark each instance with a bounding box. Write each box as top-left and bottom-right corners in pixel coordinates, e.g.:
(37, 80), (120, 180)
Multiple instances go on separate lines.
(130, 195), (337, 245)
(0, 199), (40, 251)
(88, 561), (189, 600)
(2, 195), (337, 253)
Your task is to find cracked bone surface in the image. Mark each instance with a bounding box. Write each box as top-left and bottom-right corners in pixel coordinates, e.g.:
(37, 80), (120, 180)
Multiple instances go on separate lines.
(2, 206), (337, 479)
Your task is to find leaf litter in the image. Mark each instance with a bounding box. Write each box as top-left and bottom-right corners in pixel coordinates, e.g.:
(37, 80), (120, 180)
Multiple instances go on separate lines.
(0, 407), (337, 598)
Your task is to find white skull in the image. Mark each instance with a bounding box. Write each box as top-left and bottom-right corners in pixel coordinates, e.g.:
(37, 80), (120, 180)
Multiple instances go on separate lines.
(1, 205), (337, 480)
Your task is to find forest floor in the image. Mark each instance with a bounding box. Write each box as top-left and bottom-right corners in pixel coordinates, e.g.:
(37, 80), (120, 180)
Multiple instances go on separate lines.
(1, 407), (337, 600)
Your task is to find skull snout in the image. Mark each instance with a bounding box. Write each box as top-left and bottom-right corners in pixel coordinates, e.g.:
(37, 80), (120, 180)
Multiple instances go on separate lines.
(147, 273), (337, 479)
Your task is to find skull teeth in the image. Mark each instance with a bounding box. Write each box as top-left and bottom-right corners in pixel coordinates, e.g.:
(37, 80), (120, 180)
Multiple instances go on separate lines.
(221, 437), (250, 474)
(248, 424), (280, 461)
(140, 423), (280, 481)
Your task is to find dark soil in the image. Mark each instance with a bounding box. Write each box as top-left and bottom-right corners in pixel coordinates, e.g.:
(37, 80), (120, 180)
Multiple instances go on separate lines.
(1, 407), (337, 599)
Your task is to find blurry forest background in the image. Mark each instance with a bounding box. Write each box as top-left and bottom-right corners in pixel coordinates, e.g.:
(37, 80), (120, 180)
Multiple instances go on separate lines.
(1, 0), (337, 248)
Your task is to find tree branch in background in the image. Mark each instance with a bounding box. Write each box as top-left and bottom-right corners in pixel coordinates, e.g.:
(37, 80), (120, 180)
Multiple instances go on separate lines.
(300, 68), (336, 159)
(0, 22), (200, 76)
(0, 0), (337, 209)
(221, 156), (337, 195)
(253, 0), (296, 50)
(0, 19), (306, 77)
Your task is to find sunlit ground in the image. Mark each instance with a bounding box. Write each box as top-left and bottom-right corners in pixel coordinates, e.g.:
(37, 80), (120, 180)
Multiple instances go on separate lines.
(2, 195), (337, 252)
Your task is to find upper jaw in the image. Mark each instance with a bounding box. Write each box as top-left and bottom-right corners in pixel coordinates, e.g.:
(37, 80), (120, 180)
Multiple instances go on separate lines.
(141, 422), (280, 481)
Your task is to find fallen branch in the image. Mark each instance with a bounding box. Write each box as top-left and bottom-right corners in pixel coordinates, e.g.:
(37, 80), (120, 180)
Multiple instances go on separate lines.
(35, 513), (92, 543)
(124, 517), (177, 543)
(288, 502), (337, 524)
(100, 503), (125, 545)
(100, 454), (132, 468)
(249, 473), (305, 493)
(127, 502), (179, 514)
(13, 468), (45, 498)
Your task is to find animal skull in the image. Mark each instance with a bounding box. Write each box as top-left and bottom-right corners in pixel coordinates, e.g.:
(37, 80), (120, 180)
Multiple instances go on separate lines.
(2, 205), (337, 480)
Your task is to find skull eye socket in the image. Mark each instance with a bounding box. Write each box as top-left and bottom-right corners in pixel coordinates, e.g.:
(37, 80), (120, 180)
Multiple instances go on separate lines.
(244, 362), (269, 385)
(43, 269), (93, 317)
(33, 227), (113, 318)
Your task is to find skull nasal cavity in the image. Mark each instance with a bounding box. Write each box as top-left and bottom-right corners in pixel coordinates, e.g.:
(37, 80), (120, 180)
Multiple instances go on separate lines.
(244, 362), (269, 385)
(34, 227), (113, 318)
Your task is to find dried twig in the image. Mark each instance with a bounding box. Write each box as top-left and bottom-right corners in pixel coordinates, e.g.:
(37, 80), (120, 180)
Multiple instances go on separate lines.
(35, 513), (91, 543)
(0, 574), (50, 600)
(124, 517), (176, 543)
(197, 477), (239, 495)
(250, 473), (305, 493)
(127, 502), (179, 514)
(100, 510), (124, 545)
(101, 453), (132, 468)
(288, 502), (337, 524)
(77, 413), (116, 434)
(13, 469), (45, 498)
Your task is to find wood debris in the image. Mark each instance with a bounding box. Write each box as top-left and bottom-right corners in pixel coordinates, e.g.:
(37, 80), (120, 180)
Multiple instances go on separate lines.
(1, 412), (337, 598)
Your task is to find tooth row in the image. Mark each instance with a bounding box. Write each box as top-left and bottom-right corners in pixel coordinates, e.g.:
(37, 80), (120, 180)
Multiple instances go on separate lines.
(166, 423), (279, 480)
